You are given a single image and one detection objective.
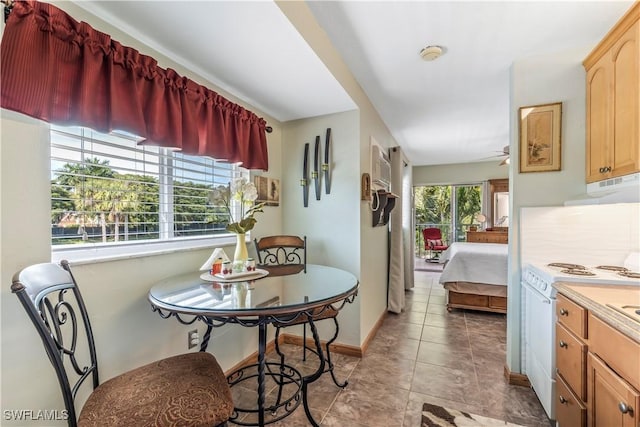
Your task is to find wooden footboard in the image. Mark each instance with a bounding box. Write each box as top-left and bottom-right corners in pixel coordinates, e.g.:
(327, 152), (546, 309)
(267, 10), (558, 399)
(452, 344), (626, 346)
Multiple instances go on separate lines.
(447, 290), (507, 314)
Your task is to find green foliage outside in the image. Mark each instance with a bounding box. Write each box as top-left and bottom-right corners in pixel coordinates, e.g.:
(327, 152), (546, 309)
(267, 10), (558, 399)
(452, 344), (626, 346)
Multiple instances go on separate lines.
(51, 158), (229, 245)
(414, 184), (482, 254)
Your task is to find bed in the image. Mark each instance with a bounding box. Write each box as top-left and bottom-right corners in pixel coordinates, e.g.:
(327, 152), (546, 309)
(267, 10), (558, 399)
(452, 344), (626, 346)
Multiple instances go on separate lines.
(438, 242), (508, 314)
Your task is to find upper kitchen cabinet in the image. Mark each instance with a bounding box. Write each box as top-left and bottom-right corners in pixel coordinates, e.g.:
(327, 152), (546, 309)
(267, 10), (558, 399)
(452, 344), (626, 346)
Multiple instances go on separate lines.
(584, 2), (639, 183)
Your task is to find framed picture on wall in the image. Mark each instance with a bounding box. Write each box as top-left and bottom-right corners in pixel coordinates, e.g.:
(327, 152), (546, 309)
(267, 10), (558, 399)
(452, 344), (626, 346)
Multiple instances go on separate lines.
(518, 102), (562, 173)
(255, 176), (280, 206)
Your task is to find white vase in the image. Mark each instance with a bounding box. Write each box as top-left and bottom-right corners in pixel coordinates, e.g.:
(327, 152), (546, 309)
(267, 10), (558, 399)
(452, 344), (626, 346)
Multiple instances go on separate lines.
(234, 233), (249, 263)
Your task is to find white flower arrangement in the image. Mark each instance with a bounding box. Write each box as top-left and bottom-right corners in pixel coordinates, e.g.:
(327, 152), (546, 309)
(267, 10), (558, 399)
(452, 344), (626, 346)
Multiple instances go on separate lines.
(208, 177), (264, 234)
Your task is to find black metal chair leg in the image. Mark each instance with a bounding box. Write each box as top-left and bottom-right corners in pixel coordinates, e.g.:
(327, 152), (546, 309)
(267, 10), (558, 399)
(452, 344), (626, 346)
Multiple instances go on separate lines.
(302, 324), (307, 361)
(325, 317), (348, 388)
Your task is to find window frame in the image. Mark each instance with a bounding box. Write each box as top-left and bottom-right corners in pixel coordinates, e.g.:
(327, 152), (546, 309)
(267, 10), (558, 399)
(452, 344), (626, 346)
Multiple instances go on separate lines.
(49, 125), (248, 265)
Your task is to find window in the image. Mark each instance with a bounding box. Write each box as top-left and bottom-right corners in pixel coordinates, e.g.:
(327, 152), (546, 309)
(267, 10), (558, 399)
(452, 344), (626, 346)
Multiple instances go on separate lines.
(51, 126), (244, 248)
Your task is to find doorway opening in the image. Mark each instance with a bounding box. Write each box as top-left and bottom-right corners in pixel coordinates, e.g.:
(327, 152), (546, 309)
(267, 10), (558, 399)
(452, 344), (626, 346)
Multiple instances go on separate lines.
(414, 184), (483, 262)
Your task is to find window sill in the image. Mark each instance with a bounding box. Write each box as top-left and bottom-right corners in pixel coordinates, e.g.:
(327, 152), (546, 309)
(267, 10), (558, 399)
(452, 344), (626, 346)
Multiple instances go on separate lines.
(51, 235), (244, 266)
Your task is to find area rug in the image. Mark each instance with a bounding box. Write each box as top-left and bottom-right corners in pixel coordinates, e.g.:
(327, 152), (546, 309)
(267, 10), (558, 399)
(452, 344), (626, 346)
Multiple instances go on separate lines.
(422, 403), (525, 427)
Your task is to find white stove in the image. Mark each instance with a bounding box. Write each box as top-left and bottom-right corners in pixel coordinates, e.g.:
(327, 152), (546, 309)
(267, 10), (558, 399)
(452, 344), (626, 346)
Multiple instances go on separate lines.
(523, 262), (640, 298)
(521, 258), (640, 422)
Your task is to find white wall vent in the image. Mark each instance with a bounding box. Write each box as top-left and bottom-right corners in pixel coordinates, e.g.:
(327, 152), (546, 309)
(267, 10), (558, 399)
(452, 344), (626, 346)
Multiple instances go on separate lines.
(587, 172), (640, 195)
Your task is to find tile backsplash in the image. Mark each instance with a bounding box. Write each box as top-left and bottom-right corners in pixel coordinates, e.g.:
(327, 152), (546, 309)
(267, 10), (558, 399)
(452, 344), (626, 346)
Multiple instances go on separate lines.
(520, 203), (640, 267)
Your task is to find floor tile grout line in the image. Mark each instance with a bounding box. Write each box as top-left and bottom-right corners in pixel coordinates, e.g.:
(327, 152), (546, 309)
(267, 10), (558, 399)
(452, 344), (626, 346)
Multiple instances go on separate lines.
(463, 310), (483, 389)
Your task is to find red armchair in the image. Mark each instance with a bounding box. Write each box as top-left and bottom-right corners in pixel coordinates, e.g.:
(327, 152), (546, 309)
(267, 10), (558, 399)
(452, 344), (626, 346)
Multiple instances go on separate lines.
(422, 227), (448, 261)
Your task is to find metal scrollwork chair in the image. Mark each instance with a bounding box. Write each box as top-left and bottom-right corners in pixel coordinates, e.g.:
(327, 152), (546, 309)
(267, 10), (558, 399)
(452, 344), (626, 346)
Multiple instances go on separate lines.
(253, 235), (347, 388)
(11, 260), (234, 427)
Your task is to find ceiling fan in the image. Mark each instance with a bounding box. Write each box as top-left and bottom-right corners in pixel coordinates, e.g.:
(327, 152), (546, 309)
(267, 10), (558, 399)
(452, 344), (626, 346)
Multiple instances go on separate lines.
(481, 145), (510, 165)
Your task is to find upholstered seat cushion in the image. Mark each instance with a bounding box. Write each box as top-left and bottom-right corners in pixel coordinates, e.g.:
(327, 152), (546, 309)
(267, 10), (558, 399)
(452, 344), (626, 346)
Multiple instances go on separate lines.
(78, 352), (233, 427)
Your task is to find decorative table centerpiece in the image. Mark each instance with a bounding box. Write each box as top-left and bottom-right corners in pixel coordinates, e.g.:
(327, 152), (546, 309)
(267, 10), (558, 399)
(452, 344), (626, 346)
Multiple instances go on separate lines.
(208, 178), (264, 264)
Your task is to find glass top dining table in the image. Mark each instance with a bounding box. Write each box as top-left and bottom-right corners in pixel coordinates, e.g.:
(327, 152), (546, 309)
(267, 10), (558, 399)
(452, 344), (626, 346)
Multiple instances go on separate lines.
(148, 264), (359, 427)
(149, 264), (358, 319)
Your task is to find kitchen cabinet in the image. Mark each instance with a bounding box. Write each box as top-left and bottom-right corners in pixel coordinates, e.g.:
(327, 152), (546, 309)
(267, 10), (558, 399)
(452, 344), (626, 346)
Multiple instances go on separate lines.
(555, 292), (640, 427)
(556, 375), (587, 427)
(555, 294), (588, 427)
(587, 313), (640, 427)
(584, 3), (639, 183)
(587, 352), (640, 427)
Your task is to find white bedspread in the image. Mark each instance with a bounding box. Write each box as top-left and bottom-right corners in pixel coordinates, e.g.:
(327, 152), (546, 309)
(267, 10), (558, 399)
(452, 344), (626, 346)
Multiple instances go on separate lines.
(438, 242), (508, 286)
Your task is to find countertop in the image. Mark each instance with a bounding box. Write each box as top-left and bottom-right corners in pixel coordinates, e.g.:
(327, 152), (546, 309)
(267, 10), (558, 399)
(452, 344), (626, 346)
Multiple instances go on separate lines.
(553, 282), (640, 343)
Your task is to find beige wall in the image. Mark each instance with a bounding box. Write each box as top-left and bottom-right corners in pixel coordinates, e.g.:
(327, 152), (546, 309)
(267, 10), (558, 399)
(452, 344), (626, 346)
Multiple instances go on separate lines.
(413, 161), (508, 186)
(278, 110), (361, 345)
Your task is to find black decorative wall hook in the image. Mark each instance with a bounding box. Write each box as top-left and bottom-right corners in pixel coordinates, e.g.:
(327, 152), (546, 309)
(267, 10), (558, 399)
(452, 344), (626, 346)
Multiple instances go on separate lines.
(313, 135), (321, 200)
(301, 143), (310, 207)
(323, 128), (332, 194)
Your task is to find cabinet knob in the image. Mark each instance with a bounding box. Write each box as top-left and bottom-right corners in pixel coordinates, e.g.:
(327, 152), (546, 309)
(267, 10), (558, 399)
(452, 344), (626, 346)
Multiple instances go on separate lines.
(605, 166), (612, 172)
(619, 402), (631, 414)
(559, 396), (568, 404)
(559, 340), (568, 348)
(599, 167), (604, 173)
(559, 308), (568, 316)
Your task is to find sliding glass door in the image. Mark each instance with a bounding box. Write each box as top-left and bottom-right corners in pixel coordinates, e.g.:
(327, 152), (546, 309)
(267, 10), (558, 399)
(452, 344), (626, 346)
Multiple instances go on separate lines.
(414, 184), (483, 257)
(452, 184), (482, 241)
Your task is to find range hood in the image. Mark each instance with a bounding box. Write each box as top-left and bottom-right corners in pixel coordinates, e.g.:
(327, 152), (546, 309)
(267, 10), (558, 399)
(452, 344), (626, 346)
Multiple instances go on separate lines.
(565, 172), (640, 206)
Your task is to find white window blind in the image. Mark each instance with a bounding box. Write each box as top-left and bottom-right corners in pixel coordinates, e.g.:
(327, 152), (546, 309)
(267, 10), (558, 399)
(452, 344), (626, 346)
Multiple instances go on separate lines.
(51, 125), (243, 247)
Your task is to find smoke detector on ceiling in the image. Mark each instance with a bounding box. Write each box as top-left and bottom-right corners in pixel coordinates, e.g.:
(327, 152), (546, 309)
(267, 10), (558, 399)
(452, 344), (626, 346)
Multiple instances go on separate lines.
(420, 45), (444, 61)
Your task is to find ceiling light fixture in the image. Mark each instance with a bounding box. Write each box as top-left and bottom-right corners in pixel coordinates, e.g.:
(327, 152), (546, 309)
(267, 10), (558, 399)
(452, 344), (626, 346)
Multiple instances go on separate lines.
(420, 45), (444, 61)
(499, 145), (510, 165)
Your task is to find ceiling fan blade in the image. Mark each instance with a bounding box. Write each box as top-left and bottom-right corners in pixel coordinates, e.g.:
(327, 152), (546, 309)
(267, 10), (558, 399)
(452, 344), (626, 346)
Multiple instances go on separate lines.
(478, 153), (507, 160)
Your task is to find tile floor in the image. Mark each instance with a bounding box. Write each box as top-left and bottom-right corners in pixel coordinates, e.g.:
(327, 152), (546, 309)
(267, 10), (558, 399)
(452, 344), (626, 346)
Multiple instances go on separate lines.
(231, 269), (551, 426)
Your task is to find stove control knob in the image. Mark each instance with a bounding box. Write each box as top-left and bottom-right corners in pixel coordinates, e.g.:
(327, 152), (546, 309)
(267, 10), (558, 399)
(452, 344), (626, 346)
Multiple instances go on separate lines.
(540, 282), (547, 291)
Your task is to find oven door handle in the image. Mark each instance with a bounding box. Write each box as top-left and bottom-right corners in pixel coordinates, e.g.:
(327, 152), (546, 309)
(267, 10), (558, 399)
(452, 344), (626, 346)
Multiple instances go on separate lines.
(522, 281), (551, 304)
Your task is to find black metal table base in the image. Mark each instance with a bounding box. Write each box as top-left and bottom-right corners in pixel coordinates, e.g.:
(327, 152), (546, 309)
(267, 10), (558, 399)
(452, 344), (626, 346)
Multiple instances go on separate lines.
(227, 362), (303, 426)
(225, 319), (326, 427)
(150, 298), (357, 427)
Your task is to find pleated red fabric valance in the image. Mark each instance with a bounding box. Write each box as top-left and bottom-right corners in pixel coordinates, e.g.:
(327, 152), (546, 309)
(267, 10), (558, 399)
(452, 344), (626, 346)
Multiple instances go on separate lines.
(1, 1), (269, 170)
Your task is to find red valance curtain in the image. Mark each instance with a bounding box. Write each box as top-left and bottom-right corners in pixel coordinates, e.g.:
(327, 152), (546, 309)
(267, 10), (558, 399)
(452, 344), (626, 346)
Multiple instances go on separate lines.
(1, 0), (269, 170)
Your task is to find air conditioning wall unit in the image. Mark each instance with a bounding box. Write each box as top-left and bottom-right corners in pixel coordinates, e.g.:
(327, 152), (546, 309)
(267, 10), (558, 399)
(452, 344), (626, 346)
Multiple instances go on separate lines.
(371, 141), (391, 190)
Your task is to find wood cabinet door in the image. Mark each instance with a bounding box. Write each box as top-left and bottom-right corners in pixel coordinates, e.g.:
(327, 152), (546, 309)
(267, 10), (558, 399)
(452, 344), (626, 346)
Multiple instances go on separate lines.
(587, 353), (640, 427)
(556, 294), (587, 339)
(557, 374), (586, 427)
(557, 323), (586, 400)
(611, 20), (640, 178)
(586, 53), (612, 183)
